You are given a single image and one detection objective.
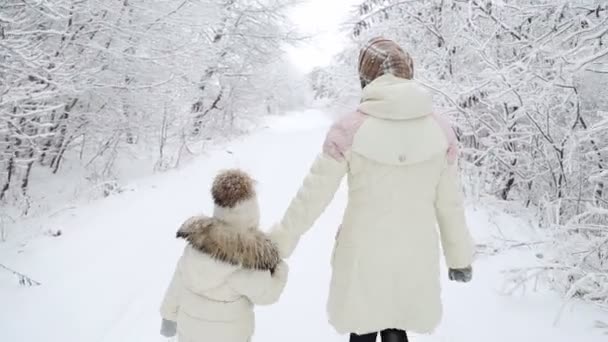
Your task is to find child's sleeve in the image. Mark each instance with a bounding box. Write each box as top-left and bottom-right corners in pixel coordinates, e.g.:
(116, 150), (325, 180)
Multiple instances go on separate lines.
(227, 261), (289, 305)
(160, 258), (184, 321)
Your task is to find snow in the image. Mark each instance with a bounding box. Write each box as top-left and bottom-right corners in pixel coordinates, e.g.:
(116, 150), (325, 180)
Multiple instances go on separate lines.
(1, 110), (607, 342)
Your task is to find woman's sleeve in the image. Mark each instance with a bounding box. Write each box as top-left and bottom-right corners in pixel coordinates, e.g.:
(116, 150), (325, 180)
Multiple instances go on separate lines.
(270, 113), (363, 258)
(270, 153), (347, 258)
(434, 163), (475, 269)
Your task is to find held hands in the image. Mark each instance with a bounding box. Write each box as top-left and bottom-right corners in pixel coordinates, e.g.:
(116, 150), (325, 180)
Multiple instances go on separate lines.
(448, 266), (472, 283)
(160, 318), (177, 338)
(272, 261), (289, 279)
(268, 224), (297, 259)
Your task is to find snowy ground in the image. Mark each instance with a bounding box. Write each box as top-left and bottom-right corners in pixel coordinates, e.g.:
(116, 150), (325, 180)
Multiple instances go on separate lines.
(1, 110), (606, 342)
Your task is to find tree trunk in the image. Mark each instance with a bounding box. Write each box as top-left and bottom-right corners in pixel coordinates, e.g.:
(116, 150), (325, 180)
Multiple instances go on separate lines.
(21, 149), (34, 195)
(1, 157), (14, 200)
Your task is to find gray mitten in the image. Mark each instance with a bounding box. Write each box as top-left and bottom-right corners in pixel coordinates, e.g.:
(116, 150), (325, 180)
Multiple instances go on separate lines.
(160, 318), (177, 338)
(448, 266), (472, 283)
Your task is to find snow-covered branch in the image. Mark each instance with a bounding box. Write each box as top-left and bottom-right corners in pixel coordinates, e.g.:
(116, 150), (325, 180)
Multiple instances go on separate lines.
(1, 0), (302, 211)
(0, 263), (41, 287)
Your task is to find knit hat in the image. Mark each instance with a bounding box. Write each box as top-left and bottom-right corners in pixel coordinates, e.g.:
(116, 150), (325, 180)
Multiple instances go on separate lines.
(358, 37), (414, 89)
(211, 169), (259, 229)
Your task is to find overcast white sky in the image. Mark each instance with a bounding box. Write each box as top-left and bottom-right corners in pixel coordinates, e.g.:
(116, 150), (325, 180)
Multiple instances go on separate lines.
(286, 0), (362, 72)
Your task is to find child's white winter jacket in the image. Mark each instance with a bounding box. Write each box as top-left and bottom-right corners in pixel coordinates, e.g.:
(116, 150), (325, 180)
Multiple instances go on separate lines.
(161, 194), (288, 342)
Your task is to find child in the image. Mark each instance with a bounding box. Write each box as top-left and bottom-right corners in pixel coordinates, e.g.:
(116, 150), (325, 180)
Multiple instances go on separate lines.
(159, 169), (288, 342)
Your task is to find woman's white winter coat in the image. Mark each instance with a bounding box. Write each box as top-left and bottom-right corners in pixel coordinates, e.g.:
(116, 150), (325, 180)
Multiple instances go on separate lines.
(160, 198), (288, 342)
(270, 74), (474, 335)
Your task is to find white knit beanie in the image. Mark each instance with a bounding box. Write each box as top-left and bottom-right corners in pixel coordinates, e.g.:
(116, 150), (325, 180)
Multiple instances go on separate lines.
(211, 169), (260, 230)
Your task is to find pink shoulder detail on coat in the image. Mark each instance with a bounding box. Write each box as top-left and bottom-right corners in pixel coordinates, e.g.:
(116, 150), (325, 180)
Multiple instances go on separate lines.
(431, 112), (459, 164)
(323, 111), (367, 161)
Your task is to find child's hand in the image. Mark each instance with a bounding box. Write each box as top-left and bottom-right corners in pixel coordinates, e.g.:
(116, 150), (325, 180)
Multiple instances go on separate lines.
(160, 318), (177, 338)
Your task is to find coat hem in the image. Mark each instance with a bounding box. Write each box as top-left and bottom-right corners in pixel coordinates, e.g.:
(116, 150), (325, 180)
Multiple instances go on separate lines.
(329, 318), (438, 336)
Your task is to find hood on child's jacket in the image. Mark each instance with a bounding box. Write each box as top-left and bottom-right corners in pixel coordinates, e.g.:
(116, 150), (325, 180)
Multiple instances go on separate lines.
(177, 215), (280, 273)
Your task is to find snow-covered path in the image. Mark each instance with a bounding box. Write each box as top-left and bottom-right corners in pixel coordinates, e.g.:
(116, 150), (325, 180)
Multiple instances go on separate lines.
(1, 110), (606, 342)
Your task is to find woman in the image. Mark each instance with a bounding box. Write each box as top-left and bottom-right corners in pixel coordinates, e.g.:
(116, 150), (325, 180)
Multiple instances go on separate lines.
(269, 37), (475, 342)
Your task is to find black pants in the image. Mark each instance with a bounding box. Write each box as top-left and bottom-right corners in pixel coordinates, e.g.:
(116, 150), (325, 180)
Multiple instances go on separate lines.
(350, 329), (408, 342)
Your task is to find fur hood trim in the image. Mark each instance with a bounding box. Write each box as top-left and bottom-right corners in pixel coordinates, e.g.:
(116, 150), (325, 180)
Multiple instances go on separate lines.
(176, 215), (280, 272)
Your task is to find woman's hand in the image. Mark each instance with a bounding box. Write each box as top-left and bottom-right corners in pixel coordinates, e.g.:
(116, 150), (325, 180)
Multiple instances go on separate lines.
(272, 261), (289, 280)
(448, 266), (472, 283)
(268, 223), (298, 259)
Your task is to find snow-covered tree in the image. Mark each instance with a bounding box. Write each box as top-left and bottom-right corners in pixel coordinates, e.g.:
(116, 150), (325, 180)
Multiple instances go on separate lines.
(0, 0), (299, 211)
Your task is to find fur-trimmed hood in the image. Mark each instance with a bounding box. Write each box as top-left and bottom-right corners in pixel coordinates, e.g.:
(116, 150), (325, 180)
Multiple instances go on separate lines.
(177, 215), (280, 272)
